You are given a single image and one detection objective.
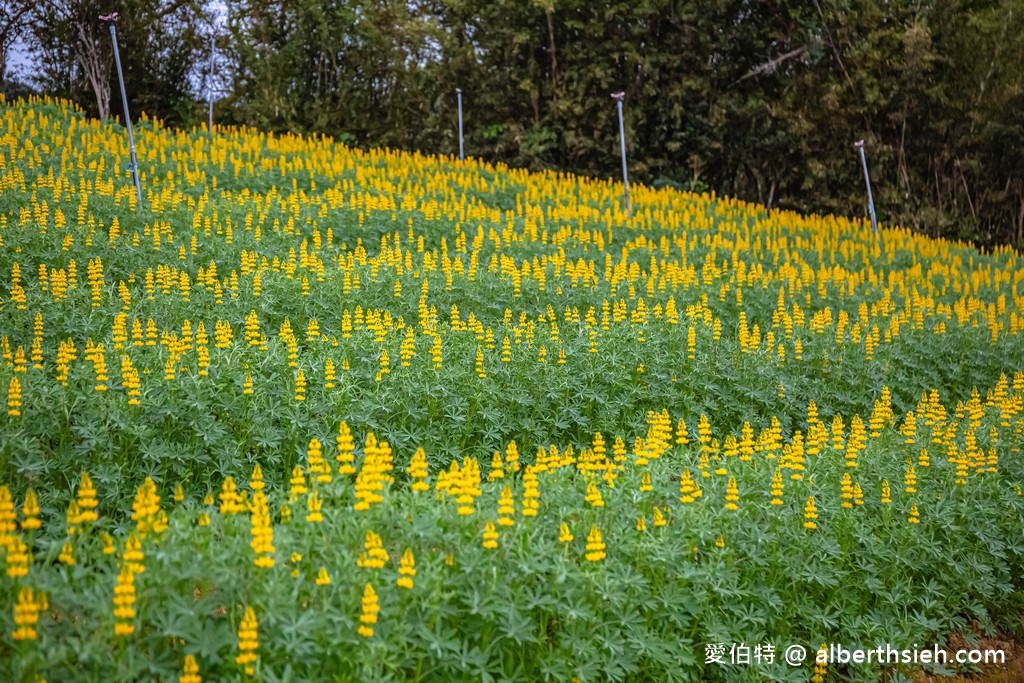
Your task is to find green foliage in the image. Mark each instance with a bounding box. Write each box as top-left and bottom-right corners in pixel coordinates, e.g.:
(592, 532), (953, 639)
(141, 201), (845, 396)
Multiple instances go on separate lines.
(213, 0), (1024, 247)
(2, 97), (1024, 682)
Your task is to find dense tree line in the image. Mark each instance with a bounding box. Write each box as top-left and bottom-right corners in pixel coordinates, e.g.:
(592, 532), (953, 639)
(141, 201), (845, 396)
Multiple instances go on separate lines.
(2, 1), (1022, 246)
(1, 1), (209, 127)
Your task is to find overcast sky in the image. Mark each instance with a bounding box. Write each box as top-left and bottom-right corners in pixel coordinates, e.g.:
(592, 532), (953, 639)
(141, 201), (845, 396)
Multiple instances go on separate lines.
(5, 2), (227, 84)
(7, 36), (30, 78)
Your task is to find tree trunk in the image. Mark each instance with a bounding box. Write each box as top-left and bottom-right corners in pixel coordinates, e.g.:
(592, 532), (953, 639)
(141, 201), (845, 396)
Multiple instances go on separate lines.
(545, 8), (558, 92)
(74, 20), (110, 119)
(1017, 194), (1024, 247)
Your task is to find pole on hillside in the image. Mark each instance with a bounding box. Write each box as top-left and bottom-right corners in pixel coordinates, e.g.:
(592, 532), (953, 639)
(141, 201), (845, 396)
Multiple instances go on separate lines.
(101, 12), (142, 208)
(854, 140), (877, 235)
(612, 91), (631, 218)
(456, 88), (464, 161)
(207, 36), (215, 134)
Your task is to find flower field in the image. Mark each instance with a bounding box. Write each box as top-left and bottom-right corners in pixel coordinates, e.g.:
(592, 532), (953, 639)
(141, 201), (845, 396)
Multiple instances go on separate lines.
(2, 96), (1024, 682)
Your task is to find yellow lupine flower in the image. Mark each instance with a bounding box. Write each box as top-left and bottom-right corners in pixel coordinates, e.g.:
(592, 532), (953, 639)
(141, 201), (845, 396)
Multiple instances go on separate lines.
(236, 607), (259, 675)
(305, 491), (323, 523)
(5, 533), (30, 577)
(358, 584), (380, 638)
(908, 504), (921, 524)
(113, 564), (136, 636)
(803, 496), (818, 530)
(12, 586), (43, 641)
(724, 477), (739, 511)
(179, 655), (201, 683)
(6, 376), (22, 416)
(585, 524), (606, 562)
(396, 549), (416, 589)
(75, 472), (99, 523)
(58, 541), (75, 566)
(482, 520), (499, 549)
(315, 567), (331, 585)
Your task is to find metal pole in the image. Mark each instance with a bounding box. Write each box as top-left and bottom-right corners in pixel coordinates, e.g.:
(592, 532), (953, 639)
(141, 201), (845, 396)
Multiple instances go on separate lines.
(612, 92), (630, 218)
(854, 139), (877, 235)
(103, 14), (142, 207)
(456, 88), (464, 161)
(208, 37), (215, 134)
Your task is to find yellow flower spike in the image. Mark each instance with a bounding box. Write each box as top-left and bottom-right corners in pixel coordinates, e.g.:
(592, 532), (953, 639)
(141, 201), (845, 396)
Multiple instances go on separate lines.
(904, 462), (917, 494)
(487, 451), (504, 482)
(474, 346), (486, 378)
(131, 477), (163, 537)
(12, 586), (43, 641)
(715, 535), (725, 549)
(315, 567), (331, 586)
(173, 483), (185, 503)
(0, 485), (15, 540)
(584, 524), (606, 562)
(236, 607), (259, 675)
(482, 520), (499, 549)
(289, 466), (307, 502)
(305, 491), (323, 523)
(497, 486), (515, 526)
(179, 654), (202, 683)
(397, 549), (416, 589)
(853, 483), (864, 506)
(113, 564), (137, 636)
(123, 531), (145, 575)
(559, 523), (574, 543)
(407, 447), (430, 492)
(724, 477), (739, 511)
(504, 440), (521, 472)
(6, 376), (22, 417)
(639, 471), (653, 492)
(249, 465), (265, 492)
(881, 480), (892, 505)
(908, 504), (921, 524)
(840, 472), (854, 509)
(20, 488), (41, 531)
(100, 532), (115, 555)
(584, 481), (605, 508)
(306, 438), (331, 484)
(803, 496), (819, 530)
(249, 491), (275, 568)
(58, 541), (75, 566)
(769, 468), (784, 505)
(358, 584), (380, 637)
(636, 516), (647, 532)
(335, 421), (357, 475)
(652, 507), (667, 527)
(5, 533), (30, 577)
(812, 643), (828, 683)
(678, 469), (702, 503)
(521, 465), (540, 517)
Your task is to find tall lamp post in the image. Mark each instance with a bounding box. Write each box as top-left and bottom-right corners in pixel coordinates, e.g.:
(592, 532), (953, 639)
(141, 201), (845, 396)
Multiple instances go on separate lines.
(100, 12), (142, 207)
(612, 91), (631, 218)
(854, 139), (878, 235)
(456, 88), (464, 161)
(207, 35), (216, 134)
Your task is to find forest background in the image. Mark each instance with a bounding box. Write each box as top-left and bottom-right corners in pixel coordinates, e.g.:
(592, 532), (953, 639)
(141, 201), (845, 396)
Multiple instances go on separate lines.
(1, 0), (1022, 247)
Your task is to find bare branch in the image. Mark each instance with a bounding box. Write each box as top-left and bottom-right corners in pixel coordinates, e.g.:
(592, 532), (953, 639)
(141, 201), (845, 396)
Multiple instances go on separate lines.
(732, 47), (807, 85)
